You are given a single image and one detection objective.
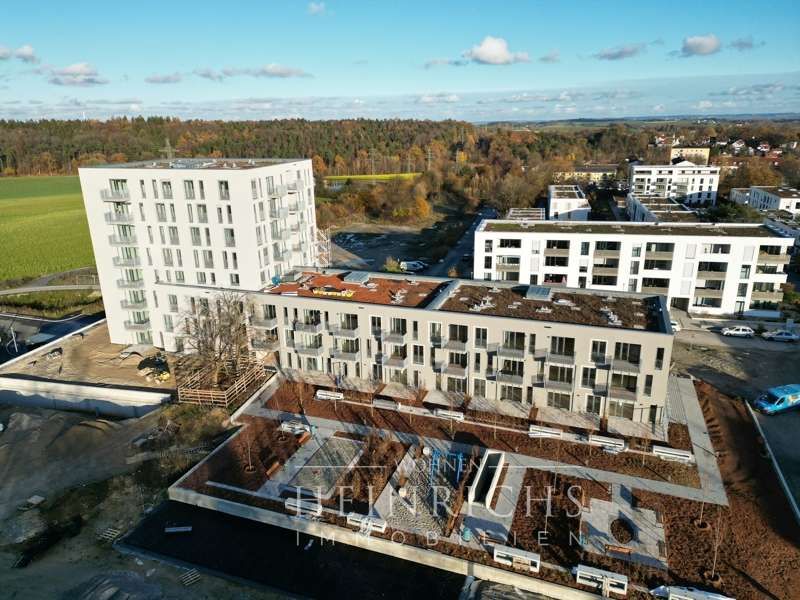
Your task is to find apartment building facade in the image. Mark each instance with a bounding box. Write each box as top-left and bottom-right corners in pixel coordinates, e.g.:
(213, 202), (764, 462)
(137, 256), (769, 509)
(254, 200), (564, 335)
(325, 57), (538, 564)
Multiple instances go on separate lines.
(547, 185), (590, 220)
(628, 161), (719, 205)
(79, 158), (324, 351)
(473, 220), (792, 317)
(732, 186), (800, 215)
(248, 270), (674, 427)
(625, 194), (699, 223)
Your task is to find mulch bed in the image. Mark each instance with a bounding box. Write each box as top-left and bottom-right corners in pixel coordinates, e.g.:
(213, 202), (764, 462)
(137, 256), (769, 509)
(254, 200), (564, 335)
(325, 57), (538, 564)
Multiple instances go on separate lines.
(667, 422), (693, 451)
(266, 384), (701, 487)
(489, 463), (509, 511)
(610, 518), (634, 544)
(179, 417), (299, 491)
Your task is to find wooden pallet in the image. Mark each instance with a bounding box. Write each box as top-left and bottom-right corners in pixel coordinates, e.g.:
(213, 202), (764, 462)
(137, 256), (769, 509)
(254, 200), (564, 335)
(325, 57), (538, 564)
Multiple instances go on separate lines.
(97, 527), (122, 543)
(180, 568), (200, 587)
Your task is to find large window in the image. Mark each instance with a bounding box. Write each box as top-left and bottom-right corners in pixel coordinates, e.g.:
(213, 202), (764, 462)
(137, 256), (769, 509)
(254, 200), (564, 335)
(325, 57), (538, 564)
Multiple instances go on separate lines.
(547, 392), (571, 410)
(550, 336), (575, 357)
(549, 365), (573, 383)
(501, 385), (523, 403)
(499, 239), (522, 249)
(474, 379), (486, 398)
(586, 395), (602, 415)
(614, 342), (641, 364)
(608, 398), (634, 420)
(474, 327), (487, 349)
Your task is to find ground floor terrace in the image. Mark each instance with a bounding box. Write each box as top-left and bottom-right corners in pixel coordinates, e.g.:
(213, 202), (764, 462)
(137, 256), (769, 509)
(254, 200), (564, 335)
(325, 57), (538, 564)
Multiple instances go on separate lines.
(166, 374), (800, 599)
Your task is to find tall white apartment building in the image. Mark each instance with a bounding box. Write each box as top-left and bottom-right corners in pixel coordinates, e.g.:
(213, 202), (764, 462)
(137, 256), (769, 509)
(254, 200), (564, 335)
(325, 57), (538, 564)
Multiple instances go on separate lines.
(629, 161), (720, 205)
(79, 158), (326, 351)
(547, 185), (590, 220)
(473, 220), (792, 317)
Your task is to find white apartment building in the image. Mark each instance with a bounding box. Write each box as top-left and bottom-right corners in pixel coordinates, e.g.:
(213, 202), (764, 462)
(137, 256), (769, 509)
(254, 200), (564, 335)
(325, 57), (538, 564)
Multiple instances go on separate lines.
(547, 185), (590, 220)
(473, 220), (792, 317)
(79, 158), (326, 351)
(625, 194), (699, 223)
(248, 269), (674, 430)
(732, 186), (800, 215)
(629, 161), (720, 205)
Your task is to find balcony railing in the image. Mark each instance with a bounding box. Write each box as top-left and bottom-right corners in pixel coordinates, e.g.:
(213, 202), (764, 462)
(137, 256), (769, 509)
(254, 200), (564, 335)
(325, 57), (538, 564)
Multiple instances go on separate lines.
(751, 289), (783, 301)
(590, 353), (610, 367)
(330, 325), (359, 338)
(331, 348), (359, 361)
(120, 299), (147, 310)
(270, 207), (289, 219)
(496, 371), (524, 385)
(543, 247), (570, 257)
(100, 189), (130, 201)
(294, 320), (324, 334)
(611, 358), (641, 374)
(108, 234), (137, 246)
(123, 320), (151, 331)
(495, 263), (521, 272)
(694, 288), (724, 299)
(443, 363), (468, 377)
(757, 252), (790, 264)
(250, 316), (278, 329)
(382, 354), (409, 368)
(546, 352), (575, 365)
(696, 270), (727, 280)
(104, 211), (134, 224)
(642, 285), (669, 295)
(493, 343), (526, 360)
(252, 338), (280, 351)
(293, 343), (325, 357)
(546, 378), (574, 393)
(112, 256), (140, 267)
(116, 278), (145, 289)
(609, 386), (638, 402)
(592, 266), (618, 276)
(443, 339), (468, 352)
(383, 330), (407, 344)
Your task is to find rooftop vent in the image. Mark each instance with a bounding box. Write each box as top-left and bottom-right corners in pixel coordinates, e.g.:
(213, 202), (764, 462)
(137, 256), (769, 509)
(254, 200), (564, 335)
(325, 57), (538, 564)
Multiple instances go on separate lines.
(525, 285), (553, 302)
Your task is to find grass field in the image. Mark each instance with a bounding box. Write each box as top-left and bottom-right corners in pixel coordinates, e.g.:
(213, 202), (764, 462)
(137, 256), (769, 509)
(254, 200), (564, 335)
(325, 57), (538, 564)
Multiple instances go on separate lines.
(0, 176), (95, 285)
(323, 172), (421, 181)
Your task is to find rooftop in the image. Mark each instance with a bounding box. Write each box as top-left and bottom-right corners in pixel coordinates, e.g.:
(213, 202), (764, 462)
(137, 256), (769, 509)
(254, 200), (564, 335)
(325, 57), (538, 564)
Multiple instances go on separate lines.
(562, 164), (617, 173)
(480, 220), (781, 238)
(264, 270), (669, 332)
(82, 158), (303, 171)
(548, 185), (584, 200)
(753, 186), (800, 199)
(439, 284), (664, 332)
(268, 272), (445, 308)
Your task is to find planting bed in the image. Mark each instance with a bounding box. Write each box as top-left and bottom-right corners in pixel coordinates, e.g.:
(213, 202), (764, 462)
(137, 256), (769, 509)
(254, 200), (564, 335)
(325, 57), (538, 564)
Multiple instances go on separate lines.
(266, 384), (701, 487)
(667, 422), (693, 451)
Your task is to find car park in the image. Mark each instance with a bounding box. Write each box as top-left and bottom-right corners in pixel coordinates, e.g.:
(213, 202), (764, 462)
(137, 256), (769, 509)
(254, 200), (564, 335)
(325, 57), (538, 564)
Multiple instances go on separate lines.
(753, 384), (800, 415)
(761, 329), (800, 343)
(670, 320), (681, 333)
(721, 326), (755, 338)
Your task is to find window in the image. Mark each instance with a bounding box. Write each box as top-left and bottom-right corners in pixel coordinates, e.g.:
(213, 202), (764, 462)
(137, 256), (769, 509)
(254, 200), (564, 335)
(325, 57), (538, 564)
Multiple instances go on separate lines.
(219, 180), (230, 200)
(549, 365), (573, 384)
(197, 204), (208, 223)
(545, 256), (569, 267)
(580, 242), (590, 256)
(550, 336), (575, 357)
(581, 367), (596, 388)
(163, 314), (174, 332)
(547, 392), (571, 410)
(501, 385), (523, 403)
(484, 240), (493, 252)
(161, 181), (173, 199)
(644, 375), (653, 396)
(413, 345), (424, 365)
(190, 227), (201, 246)
(499, 239), (522, 249)
(586, 395), (602, 415)
(202, 250), (213, 268)
(224, 229), (236, 247)
(614, 342), (641, 365)
(429, 322), (442, 344)
(655, 347), (665, 370)
(474, 379), (486, 398)
(484, 256), (492, 269)
(475, 327), (487, 349)
(474, 353), (481, 372)
(183, 180), (195, 200)
(608, 399), (634, 420)
(739, 265), (751, 279)
(611, 373), (637, 392)
(155, 203), (167, 222)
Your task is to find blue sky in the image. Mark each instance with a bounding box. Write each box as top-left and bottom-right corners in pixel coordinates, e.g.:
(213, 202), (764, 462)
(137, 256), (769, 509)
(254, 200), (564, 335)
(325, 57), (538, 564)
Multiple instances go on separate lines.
(1, 0), (799, 121)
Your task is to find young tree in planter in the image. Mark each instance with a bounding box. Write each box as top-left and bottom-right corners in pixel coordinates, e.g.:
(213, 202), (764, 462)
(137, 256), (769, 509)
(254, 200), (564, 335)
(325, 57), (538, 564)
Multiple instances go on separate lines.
(180, 291), (249, 389)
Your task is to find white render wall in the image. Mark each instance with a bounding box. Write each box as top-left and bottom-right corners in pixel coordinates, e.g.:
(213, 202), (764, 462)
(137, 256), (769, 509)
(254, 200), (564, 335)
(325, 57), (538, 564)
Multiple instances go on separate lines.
(473, 221), (791, 317)
(547, 185), (590, 221)
(629, 162), (719, 205)
(79, 159), (319, 350)
(748, 187), (800, 214)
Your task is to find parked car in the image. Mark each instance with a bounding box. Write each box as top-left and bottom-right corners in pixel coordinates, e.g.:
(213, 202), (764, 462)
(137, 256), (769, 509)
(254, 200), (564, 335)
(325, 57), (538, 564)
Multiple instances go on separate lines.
(753, 384), (800, 415)
(400, 260), (428, 272)
(670, 320), (681, 333)
(721, 326), (755, 338)
(761, 329), (800, 342)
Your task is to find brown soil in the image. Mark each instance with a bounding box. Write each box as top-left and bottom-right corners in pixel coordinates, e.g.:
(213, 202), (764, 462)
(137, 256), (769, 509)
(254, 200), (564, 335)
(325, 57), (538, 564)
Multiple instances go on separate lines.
(667, 422), (693, 451)
(610, 518), (634, 544)
(180, 417), (298, 491)
(489, 463), (509, 511)
(266, 384), (700, 487)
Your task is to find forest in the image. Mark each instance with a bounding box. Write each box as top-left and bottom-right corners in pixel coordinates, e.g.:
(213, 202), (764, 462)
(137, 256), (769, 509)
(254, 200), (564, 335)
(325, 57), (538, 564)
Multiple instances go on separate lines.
(1, 117), (799, 227)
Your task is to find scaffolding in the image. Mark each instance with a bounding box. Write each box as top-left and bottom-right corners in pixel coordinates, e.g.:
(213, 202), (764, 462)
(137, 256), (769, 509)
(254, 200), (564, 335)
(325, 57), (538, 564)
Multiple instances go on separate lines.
(315, 227), (331, 267)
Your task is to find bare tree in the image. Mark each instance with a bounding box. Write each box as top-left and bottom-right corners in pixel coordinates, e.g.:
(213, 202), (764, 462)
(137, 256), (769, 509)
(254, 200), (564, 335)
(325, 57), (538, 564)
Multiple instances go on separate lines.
(180, 291), (249, 387)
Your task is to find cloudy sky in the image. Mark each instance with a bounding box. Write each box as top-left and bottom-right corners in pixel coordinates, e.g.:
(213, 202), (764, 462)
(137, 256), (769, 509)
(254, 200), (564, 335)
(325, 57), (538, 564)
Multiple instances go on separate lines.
(1, 0), (799, 121)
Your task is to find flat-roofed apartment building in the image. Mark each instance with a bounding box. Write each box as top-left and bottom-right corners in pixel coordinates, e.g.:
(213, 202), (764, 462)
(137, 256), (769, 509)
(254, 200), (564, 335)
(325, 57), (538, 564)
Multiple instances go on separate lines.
(731, 185), (800, 215)
(625, 194), (700, 223)
(79, 158), (327, 351)
(554, 164), (618, 184)
(629, 161), (719, 205)
(473, 220), (792, 317)
(249, 269), (674, 427)
(547, 185), (590, 220)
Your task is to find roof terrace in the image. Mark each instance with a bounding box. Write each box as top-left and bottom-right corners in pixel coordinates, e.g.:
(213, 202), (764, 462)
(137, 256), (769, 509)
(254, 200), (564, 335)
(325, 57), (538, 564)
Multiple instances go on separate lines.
(84, 158), (302, 170)
(481, 220), (778, 238)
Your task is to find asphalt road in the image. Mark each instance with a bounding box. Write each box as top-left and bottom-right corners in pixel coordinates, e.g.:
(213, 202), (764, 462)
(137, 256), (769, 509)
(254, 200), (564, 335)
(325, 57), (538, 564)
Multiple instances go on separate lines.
(754, 408), (800, 520)
(425, 207), (496, 278)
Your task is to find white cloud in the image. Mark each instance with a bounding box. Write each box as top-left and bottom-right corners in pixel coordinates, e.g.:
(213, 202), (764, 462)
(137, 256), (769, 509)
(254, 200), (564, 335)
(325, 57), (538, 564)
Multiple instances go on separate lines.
(729, 36), (764, 52)
(694, 100), (713, 109)
(463, 36), (529, 65)
(652, 104), (665, 112)
(43, 63), (108, 86)
(678, 34), (721, 57)
(194, 68), (225, 81)
(145, 72), (182, 84)
(0, 46), (10, 60)
(0, 44), (39, 63)
(418, 93), (460, 104)
(308, 2), (325, 15)
(195, 64), (311, 81)
(593, 43), (647, 61)
(538, 50), (560, 64)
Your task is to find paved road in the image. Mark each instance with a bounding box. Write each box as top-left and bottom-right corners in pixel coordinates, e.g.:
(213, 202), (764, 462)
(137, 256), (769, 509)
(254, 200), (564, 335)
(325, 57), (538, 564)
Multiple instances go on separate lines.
(426, 207), (496, 278)
(0, 284), (101, 296)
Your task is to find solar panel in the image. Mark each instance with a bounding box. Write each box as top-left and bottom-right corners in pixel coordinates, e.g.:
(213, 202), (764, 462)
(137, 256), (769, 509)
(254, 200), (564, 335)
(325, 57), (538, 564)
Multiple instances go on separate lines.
(525, 285), (553, 302)
(343, 271), (370, 284)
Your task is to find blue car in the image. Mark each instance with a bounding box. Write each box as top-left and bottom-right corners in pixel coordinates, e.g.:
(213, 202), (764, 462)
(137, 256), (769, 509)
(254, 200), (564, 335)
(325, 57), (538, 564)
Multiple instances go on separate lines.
(753, 384), (800, 415)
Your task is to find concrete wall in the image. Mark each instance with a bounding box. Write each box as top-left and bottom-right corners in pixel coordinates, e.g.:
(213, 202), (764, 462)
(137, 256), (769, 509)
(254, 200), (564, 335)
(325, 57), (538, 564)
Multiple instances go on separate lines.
(0, 376), (172, 417)
(168, 485), (602, 600)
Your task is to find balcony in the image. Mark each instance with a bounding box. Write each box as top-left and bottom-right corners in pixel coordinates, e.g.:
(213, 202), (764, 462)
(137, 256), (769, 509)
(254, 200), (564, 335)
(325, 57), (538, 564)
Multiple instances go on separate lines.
(120, 299), (147, 310)
(751, 289), (783, 302)
(543, 247), (570, 257)
(112, 256), (140, 267)
(642, 285), (669, 295)
(758, 252), (790, 264)
(293, 343), (325, 357)
(443, 363), (468, 378)
(696, 270), (727, 280)
(494, 343), (526, 360)
(546, 352), (575, 365)
(495, 262), (521, 272)
(330, 325), (359, 338)
(645, 250), (674, 260)
(252, 338), (279, 351)
(694, 288), (724, 299)
(610, 386), (638, 402)
(274, 249), (291, 262)
(275, 229), (292, 242)
(592, 266), (618, 276)
(108, 234), (137, 246)
(270, 207), (289, 219)
(582, 382), (608, 396)
(332, 348), (359, 361)
(611, 358), (641, 374)
(100, 189), (130, 202)
(383, 330), (407, 344)
(429, 335), (443, 347)
(443, 339), (468, 352)
(496, 371), (524, 385)
(123, 320), (151, 331)
(594, 247), (621, 258)
(116, 278), (145, 289)
(382, 354), (409, 368)
(250, 316), (278, 329)
(294, 320), (324, 334)
(104, 211), (134, 224)
(546, 379), (574, 393)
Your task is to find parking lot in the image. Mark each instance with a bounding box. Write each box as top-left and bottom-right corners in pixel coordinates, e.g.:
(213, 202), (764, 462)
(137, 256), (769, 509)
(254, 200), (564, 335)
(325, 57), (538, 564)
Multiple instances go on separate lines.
(754, 409), (800, 522)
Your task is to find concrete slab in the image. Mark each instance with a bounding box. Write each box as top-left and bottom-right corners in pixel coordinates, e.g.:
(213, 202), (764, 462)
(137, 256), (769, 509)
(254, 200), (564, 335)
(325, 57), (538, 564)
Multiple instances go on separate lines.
(288, 437), (364, 499)
(425, 390), (465, 408)
(469, 396), (530, 420)
(607, 416), (667, 442)
(380, 382), (416, 401)
(536, 407), (600, 431)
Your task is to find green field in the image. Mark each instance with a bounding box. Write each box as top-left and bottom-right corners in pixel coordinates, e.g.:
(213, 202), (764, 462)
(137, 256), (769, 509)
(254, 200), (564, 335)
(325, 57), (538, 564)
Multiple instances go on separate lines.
(0, 176), (94, 285)
(323, 172), (421, 181)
